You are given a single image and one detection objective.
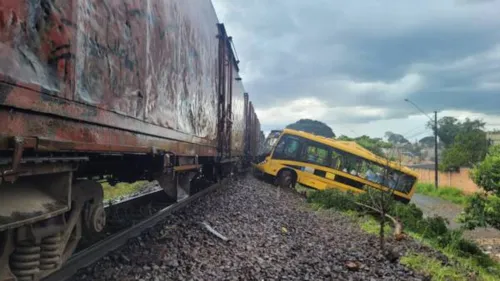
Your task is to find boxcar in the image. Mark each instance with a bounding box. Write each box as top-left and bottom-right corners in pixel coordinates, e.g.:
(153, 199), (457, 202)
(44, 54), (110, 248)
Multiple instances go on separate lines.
(0, 1), (260, 280)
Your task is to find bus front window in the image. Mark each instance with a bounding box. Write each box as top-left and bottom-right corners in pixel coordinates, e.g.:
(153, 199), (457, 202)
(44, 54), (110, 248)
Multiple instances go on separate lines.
(260, 130), (282, 156)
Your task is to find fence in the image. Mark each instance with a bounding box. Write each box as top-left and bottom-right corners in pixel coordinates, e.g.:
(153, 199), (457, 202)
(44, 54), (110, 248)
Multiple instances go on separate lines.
(410, 165), (479, 194)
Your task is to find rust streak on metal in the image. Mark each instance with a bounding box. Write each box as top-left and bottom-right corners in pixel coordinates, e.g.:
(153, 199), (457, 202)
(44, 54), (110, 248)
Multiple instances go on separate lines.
(0, 110), (217, 156)
(2, 163), (77, 179)
(173, 164), (201, 172)
(1, 137), (24, 183)
(0, 136), (36, 150)
(36, 138), (151, 154)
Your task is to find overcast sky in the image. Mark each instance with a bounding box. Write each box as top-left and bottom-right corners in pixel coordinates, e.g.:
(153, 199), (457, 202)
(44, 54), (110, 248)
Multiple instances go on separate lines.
(212, 0), (500, 140)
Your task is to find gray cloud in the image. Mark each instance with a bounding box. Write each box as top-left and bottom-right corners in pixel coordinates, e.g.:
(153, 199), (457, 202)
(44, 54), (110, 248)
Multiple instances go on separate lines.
(213, 0), (500, 129)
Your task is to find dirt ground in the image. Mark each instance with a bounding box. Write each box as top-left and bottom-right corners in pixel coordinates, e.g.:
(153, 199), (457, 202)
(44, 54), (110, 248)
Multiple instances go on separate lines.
(71, 176), (427, 281)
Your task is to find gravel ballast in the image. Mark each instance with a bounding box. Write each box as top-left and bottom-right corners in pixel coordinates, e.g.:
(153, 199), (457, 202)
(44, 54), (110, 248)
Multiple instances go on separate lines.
(71, 175), (426, 281)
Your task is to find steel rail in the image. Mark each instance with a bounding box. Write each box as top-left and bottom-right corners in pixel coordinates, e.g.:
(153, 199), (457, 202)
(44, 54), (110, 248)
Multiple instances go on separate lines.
(43, 180), (226, 281)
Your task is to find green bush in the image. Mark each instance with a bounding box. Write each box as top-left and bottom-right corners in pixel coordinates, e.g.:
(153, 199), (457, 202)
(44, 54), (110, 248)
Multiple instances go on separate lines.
(454, 238), (484, 258)
(470, 145), (500, 195)
(306, 189), (357, 211)
(390, 202), (423, 231)
(459, 193), (500, 230)
(461, 145), (500, 232)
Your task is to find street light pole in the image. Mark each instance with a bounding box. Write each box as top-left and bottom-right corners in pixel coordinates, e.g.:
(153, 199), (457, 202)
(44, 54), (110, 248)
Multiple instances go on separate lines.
(404, 99), (439, 189)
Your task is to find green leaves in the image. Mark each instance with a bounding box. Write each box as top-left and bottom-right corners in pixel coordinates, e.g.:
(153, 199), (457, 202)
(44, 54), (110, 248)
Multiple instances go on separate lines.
(428, 117), (486, 148)
(336, 135), (392, 157)
(458, 146), (500, 231)
(459, 193), (500, 231)
(470, 145), (500, 194)
(439, 122), (489, 171)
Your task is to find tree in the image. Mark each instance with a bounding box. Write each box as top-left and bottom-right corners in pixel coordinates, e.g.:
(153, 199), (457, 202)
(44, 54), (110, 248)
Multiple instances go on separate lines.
(286, 119), (335, 138)
(384, 131), (409, 145)
(336, 135), (392, 157)
(425, 116), (489, 171)
(440, 125), (489, 171)
(459, 145), (500, 230)
(470, 145), (500, 195)
(418, 136), (434, 147)
(337, 135), (351, 141)
(356, 135), (392, 157)
(427, 117), (459, 148)
(427, 117), (486, 148)
(355, 158), (404, 252)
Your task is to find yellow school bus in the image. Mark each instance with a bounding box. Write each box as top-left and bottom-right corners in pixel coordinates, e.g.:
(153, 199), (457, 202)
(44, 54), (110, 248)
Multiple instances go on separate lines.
(255, 129), (419, 203)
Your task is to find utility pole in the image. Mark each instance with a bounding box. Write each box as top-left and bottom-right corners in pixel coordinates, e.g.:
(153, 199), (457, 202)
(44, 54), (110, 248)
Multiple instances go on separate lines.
(404, 98), (439, 189)
(434, 111), (438, 189)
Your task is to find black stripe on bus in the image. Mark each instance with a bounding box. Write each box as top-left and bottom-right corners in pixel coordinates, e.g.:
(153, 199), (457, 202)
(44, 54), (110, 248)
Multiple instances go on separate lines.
(284, 164), (303, 170)
(333, 174), (364, 190)
(314, 170), (326, 177)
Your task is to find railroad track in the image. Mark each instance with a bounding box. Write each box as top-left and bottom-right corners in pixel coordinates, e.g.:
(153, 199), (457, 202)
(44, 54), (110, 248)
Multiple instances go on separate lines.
(43, 179), (226, 281)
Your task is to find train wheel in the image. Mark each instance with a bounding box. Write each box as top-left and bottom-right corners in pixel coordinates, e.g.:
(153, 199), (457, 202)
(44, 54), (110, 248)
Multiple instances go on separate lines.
(278, 170), (295, 189)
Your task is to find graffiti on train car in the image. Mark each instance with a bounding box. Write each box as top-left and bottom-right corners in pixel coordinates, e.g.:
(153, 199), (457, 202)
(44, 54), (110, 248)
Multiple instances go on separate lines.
(75, 0), (219, 140)
(0, 0), (75, 97)
(0, 0), (220, 143)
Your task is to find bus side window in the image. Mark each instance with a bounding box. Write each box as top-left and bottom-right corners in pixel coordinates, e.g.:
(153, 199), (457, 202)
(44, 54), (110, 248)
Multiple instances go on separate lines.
(273, 135), (302, 160)
(331, 151), (341, 169)
(337, 151), (358, 175)
(301, 142), (330, 166)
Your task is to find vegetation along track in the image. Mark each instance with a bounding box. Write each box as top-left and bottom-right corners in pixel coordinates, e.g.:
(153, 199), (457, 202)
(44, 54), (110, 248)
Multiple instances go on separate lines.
(42, 178), (228, 281)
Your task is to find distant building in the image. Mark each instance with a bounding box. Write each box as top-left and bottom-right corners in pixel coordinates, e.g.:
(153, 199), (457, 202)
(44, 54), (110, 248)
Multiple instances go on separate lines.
(486, 131), (500, 146)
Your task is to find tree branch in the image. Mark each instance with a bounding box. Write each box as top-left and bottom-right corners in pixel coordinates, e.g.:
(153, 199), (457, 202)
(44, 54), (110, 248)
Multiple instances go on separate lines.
(354, 202), (403, 236)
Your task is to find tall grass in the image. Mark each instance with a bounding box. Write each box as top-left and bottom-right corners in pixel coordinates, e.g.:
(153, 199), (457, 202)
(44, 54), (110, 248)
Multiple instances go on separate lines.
(416, 183), (468, 205)
(401, 253), (470, 281)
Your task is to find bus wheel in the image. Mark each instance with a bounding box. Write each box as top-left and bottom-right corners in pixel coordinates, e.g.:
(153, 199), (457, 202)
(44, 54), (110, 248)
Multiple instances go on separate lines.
(278, 170), (295, 189)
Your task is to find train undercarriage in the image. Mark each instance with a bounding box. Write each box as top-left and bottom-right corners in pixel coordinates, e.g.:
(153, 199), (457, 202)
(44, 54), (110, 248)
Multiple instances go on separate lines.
(0, 147), (239, 281)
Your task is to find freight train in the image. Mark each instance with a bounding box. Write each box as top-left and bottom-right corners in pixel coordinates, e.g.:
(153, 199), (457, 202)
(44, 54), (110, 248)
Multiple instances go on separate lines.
(0, 1), (261, 280)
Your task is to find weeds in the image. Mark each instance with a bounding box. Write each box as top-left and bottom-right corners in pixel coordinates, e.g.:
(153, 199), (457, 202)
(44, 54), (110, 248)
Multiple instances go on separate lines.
(359, 216), (392, 235)
(416, 183), (468, 205)
(400, 253), (470, 281)
(301, 187), (500, 281)
(102, 181), (148, 201)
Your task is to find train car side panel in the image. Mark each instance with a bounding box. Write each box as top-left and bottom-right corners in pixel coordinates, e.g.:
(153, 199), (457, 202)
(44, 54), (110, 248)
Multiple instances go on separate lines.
(248, 102), (257, 158)
(230, 68), (245, 156)
(75, 0), (220, 140)
(0, 0), (221, 154)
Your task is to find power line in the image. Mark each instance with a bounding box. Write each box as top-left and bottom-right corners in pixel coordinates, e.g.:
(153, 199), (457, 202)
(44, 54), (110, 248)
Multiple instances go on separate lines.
(401, 124), (427, 137)
(405, 129), (433, 141)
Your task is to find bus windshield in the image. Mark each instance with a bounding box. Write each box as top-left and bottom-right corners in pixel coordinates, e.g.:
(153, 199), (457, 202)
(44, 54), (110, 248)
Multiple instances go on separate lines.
(260, 130), (282, 156)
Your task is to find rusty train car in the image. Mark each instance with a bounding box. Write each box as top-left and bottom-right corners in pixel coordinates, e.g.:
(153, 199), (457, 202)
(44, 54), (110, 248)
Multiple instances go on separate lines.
(0, 1), (261, 280)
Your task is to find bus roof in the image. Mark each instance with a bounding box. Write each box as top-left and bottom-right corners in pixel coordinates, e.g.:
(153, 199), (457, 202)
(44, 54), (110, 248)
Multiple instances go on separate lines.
(281, 128), (418, 177)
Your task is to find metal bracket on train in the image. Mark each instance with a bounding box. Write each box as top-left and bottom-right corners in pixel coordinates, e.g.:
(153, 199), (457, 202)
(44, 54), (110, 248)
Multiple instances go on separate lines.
(1, 136), (24, 184)
(162, 152), (175, 177)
